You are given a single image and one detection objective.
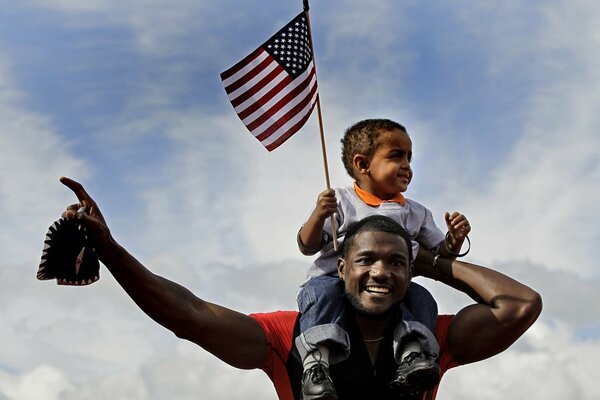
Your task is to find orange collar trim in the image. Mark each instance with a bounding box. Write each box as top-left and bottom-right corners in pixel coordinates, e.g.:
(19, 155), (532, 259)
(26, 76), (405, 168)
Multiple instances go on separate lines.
(353, 182), (406, 206)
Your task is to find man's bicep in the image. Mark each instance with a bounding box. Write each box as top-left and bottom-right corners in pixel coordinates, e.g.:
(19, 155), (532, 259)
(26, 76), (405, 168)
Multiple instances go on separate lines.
(446, 304), (512, 365)
(182, 301), (269, 370)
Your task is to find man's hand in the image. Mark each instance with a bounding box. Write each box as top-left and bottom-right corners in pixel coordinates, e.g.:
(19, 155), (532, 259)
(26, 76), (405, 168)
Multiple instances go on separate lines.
(57, 177), (269, 369)
(60, 176), (112, 256)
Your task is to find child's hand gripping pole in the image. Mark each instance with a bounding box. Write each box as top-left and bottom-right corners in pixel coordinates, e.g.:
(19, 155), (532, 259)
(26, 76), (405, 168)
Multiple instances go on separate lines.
(303, 2), (337, 251)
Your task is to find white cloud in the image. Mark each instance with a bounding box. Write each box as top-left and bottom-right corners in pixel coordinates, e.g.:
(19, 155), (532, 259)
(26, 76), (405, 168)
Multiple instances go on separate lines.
(0, 56), (88, 265)
(0, 364), (73, 400)
(418, 0), (600, 278)
(139, 342), (273, 400)
(439, 321), (600, 400)
(2, 256), (598, 400)
(26, 0), (236, 58)
(2, 1), (600, 399)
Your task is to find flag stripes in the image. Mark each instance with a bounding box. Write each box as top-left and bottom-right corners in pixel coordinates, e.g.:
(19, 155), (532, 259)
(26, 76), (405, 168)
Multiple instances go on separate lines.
(220, 12), (318, 151)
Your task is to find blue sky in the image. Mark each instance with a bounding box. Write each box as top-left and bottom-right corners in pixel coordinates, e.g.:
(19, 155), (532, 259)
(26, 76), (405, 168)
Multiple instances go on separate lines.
(1, 1), (599, 399)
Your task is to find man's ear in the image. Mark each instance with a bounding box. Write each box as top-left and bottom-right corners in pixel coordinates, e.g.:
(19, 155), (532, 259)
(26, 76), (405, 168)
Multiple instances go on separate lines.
(337, 258), (346, 279)
(352, 154), (369, 175)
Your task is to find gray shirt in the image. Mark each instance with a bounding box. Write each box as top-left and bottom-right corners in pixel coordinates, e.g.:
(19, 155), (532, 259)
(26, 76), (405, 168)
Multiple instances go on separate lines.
(303, 186), (445, 281)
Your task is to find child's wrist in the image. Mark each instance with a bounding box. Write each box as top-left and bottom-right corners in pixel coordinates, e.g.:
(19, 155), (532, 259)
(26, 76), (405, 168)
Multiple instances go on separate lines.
(443, 232), (470, 258)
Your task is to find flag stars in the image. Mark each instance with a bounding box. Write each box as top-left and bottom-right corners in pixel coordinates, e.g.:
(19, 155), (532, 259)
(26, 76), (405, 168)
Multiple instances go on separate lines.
(262, 13), (312, 77)
(220, 12), (317, 152)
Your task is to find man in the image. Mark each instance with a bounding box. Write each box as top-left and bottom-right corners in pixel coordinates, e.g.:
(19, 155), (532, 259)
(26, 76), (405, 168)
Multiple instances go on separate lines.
(59, 177), (542, 399)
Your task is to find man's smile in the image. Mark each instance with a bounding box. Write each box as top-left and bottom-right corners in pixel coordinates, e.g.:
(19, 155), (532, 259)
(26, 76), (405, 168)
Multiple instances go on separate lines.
(364, 285), (392, 295)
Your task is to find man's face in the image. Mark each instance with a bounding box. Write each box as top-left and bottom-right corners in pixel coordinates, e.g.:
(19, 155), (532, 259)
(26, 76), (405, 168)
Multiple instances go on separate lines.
(338, 230), (412, 319)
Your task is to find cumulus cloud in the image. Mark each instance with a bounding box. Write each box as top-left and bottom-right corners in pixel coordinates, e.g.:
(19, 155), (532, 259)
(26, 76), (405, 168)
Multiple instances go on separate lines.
(27, 0), (258, 59)
(418, 0), (600, 278)
(0, 57), (88, 264)
(3, 255), (598, 400)
(440, 328), (600, 399)
(0, 364), (73, 400)
(2, 1), (599, 399)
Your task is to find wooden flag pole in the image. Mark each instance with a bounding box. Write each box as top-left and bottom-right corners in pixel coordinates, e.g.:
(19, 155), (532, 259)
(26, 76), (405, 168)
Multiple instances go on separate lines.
(303, 0), (338, 251)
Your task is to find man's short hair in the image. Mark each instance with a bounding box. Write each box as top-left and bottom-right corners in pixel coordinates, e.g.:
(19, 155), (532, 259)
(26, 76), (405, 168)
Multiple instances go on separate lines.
(341, 215), (413, 262)
(340, 118), (408, 180)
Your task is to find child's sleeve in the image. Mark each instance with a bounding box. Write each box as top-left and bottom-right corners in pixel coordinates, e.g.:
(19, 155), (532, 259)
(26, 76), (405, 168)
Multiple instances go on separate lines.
(320, 203), (344, 246)
(297, 228), (326, 255)
(415, 206), (446, 250)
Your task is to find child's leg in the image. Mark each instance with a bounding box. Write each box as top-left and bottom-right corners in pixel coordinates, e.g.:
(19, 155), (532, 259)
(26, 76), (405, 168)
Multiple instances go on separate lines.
(390, 282), (440, 392)
(402, 281), (438, 332)
(393, 282), (439, 359)
(296, 275), (350, 363)
(296, 275), (348, 400)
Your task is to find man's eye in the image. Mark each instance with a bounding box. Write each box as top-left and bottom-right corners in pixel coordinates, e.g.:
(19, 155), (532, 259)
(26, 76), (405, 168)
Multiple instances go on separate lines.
(356, 257), (371, 265)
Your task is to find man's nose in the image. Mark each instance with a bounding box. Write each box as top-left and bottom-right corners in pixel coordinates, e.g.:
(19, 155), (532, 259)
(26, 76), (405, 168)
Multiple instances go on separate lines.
(369, 262), (391, 278)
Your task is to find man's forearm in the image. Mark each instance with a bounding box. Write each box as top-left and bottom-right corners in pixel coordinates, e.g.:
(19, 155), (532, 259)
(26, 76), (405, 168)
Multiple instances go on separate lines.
(414, 249), (478, 300)
(414, 249), (543, 364)
(100, 240), (204, 339)
(58, 176), (268, 368)
(415, 249), (540, 307)
(98, 239), (268, 369)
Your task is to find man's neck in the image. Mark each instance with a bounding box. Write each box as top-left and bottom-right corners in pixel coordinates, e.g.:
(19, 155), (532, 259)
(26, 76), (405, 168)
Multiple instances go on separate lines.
(354, 313), (394, 366)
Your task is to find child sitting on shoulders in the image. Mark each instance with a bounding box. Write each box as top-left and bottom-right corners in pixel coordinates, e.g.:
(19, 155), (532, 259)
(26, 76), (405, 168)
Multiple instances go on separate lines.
(296, 119), (471, 399)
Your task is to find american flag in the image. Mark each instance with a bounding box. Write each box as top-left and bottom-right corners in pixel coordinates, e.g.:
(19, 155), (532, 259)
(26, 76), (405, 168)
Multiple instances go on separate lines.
(220, 12), (319, 151)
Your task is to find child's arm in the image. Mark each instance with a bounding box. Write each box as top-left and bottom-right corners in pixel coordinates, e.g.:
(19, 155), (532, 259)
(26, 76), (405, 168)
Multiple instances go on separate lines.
(438, 211), (471, 258)
(298, 188), (337, 255)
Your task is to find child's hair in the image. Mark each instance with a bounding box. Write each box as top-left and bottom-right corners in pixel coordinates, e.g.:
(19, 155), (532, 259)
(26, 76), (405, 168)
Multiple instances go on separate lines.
(341, 215), (413, 263)
(340, 119), (408, 180)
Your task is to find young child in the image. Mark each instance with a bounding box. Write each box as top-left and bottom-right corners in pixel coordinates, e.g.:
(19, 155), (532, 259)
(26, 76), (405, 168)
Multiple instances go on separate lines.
(296, 119), (471, 399)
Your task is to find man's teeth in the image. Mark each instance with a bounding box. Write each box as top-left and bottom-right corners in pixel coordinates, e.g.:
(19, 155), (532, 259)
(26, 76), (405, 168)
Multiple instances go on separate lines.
(366, 286), (390, 294)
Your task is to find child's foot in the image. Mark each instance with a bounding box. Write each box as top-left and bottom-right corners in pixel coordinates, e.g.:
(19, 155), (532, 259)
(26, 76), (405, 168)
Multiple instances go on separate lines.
(389, 351), (440, 392)
(301, 361), (338, 400)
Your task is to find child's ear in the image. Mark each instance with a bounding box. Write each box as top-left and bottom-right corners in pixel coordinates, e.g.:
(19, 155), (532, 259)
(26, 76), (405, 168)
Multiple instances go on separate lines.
(352, 154), (369, 175)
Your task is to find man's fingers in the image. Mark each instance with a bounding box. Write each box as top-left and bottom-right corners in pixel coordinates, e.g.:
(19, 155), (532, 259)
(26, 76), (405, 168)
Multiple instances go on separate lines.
(62, 203), (81, 219)
(60, 176), (93, 206)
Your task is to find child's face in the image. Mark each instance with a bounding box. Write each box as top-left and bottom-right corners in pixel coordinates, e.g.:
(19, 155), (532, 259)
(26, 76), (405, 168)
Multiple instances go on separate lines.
(361, 129), (413, 199)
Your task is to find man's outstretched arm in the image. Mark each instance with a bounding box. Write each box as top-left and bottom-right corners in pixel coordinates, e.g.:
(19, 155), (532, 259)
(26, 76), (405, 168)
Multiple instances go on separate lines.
(414, 250), (542, 365)
(60, 177), (268, 370)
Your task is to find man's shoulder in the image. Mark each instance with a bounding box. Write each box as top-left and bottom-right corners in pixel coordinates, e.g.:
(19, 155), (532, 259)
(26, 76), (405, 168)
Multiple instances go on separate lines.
(250, 311), (300, 331)
(251, 310), (299, 323)
(435, 314), (460, 373)
(250, 311), (300, 344)
(250, 311), (303, 400)
(435, 314), (454, 332)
